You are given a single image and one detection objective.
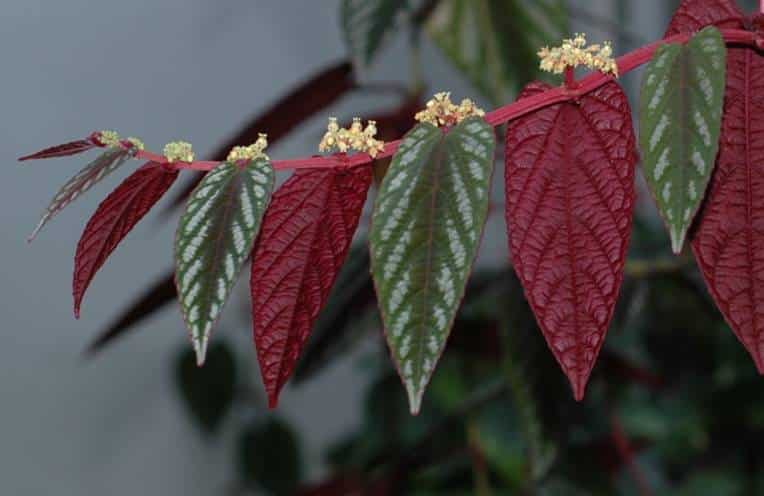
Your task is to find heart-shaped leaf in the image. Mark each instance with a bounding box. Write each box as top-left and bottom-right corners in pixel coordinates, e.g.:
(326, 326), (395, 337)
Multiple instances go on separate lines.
(74, 162), (178, 317)
(29, 148), (132, 241)
(505, 81), (637, 400)
(340, 0), (409, 70)
(667, 1), (764, 372)
(370, 117), (496, 414)
(251, 166), (372, 407)
(238, 418), (303, 495)
(19, 137), (96, 161)
(639, 26), (726, 254)
(175, 158), (274, 365)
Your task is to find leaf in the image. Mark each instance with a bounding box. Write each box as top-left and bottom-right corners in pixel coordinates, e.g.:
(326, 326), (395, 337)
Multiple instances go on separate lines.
(370, 117), (496, 414)
(161, 61), (356, 218)
(19, 137), (96, 161)
(251, 166), (372, 408)
(340, 0), (408, 70)
(84, 270), (176, 356)
(666, 2), (764, 372)
(28, 148), (132, 241)
(638, 26), (727, 254)
(175, 340), (236, 433)
(505, 81), (637, 400)
(175, 158), (274, 365)
(73, 162), (178, 318)
(238, 418), (303, 495)
(426, 0), (566, 104)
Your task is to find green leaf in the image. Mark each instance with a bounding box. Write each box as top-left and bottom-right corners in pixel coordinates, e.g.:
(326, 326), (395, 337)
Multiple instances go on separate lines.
(175, 158), (273, 365)
(638, 26), (726, 254)
(340, 0), (408, 70)
(370, 117), (495, 414)
(29, 148), (132, 241)
(427, 0), (566, 104)
(175, 340), (236, 434)
(238, 418), (302, 495)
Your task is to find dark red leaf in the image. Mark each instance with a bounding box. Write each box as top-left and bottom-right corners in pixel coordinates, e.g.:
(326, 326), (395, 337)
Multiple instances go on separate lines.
(73, 162), (178, 317)
(162, 60), (356, 218)
(19, 137), (96, 161)
(504, 81), (637, 400)
(251, 165), (372, 408)
(84, 270), (176, 356)
(667, 1), (764, 372)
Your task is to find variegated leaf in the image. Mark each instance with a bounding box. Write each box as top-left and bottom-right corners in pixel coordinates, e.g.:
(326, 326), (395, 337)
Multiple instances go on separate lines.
(340, 0), (408, 70)
(639, 26), (726, 254)
(29, 148), (132, 241)
(370, 117), (495, 414)
(175, 158), (274, 365)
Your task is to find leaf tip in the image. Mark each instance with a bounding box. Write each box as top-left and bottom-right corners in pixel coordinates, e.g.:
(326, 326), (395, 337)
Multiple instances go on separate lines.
(569, 373), (588, 402)
(406, 387), (424, 416)
(670, 230), (687, 255)
(193, 338), (208, 367)
(267, 394), (280, 410)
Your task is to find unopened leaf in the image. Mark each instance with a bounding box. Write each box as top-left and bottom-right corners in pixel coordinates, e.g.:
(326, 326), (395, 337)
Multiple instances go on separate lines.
(175, 158), (273, 365)
(29, 148), (132, 241)
(340, 0), (408, 70)
(370, 117), (496, 414)
(74, 162), (178, 317)
(19, 138), (96, 161)
(639, 26), (726, 254)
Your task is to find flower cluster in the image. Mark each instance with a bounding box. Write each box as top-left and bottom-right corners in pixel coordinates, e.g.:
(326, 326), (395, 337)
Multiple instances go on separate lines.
(319, 117), (385, 158)
(163, 141), (195, 163)
(227, 133), (269, 163)
(538, 33), (618, 77)
(414, 92), (485, 127)
(95, 130), (122, 147)
(124, 137), (145, 152)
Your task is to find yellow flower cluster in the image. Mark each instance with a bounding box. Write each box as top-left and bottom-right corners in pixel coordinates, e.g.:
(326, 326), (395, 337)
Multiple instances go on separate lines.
(414, 92), (485, 127)
(538, 33), (618, 77)
(227, 133), (269, 163)
(163, 141), (195, 163)
(125, 137), (145, 151)
(319, 117), (385, 158)
(97, 130), (122, 147)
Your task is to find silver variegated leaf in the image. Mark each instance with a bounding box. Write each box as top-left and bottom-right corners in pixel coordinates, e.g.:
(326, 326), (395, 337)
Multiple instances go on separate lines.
(639, 26), (726, 254)
(175, 158), (274, 365)
(370, 117), (496, 414)
(29, 148), (132, 241)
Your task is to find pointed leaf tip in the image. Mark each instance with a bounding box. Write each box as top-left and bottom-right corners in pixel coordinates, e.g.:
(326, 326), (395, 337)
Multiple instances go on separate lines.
(193, 338), (208, 367)
(407, 387), (423, 416)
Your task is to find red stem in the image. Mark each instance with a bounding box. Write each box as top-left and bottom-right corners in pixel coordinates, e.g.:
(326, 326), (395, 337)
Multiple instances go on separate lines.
(116, 29), (758, 172)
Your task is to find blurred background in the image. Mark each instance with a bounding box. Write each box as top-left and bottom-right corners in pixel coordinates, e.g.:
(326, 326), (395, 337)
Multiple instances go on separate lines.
(2, 0), (764, 494)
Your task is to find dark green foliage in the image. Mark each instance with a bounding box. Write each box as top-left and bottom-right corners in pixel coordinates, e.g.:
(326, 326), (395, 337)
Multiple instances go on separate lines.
(238, 418), (303, 495)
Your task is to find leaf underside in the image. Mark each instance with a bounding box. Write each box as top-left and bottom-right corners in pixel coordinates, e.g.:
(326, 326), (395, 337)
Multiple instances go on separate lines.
(29, 148), (132, 241)
(175, 158), (274, 366)
(505, 81), (637, 400)
(370, 118), (496, 414)
(639, 26), (726, 254)
(251, 166), (372, 408)
(74, 162), (178, 317)
(19, 138), (95, 161)
(340, 0), (408, 70)
(667, 0), (764, 372)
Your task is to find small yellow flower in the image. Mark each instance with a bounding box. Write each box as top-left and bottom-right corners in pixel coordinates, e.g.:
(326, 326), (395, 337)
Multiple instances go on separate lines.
(97, 130), (122, 148)
(163, 141), (195, 163)
(125, 137), (145, 151)
(538, 33), (618, 77)
(319, 117), (385, 158)
(226, 133), (269, 162)
(414, 92), (485, 127)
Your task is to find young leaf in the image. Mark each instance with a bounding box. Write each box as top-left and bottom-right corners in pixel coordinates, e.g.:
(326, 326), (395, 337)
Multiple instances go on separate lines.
(340, 0), (408, 70)
(175, 158), (274, 366)
(251, 166), (372, 408)
(505, 81), (637, 400)
(73, 162), (178, 318)
(426, 0), (566, 104)
(667, 1), (764, 371)
(370, 117), (496, 414)
(19, 137), (96, 161)
(28, 148), (132, 241)
(639, 26), (727, 254)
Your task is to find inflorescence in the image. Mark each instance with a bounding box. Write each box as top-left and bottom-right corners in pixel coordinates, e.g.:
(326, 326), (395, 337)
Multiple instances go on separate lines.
(163, 141), (195, 163)
(538, 33), (618, 77)
(414, 92), (485, 127)
(227, 133), (269, 163)
(319, 117), (385, 158)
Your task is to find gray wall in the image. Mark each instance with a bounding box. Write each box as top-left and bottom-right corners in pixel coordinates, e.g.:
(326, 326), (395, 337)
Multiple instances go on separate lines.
(0, 1), (680, 494)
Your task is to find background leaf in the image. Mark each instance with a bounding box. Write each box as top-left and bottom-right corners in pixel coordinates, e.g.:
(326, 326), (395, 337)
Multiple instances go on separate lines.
(251, 166), (372, 407)
(175, 158), (274, 365)
(238, 418), (303, 495)
(370, 118), (496, 414)
(638, 26), (726, 254)
(29, 148), (132, 241)
(175, 340), (236, 433)
(340, 0), (409, 70)
(73, 162), (178, 317)
(505, 81), (637, 400)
